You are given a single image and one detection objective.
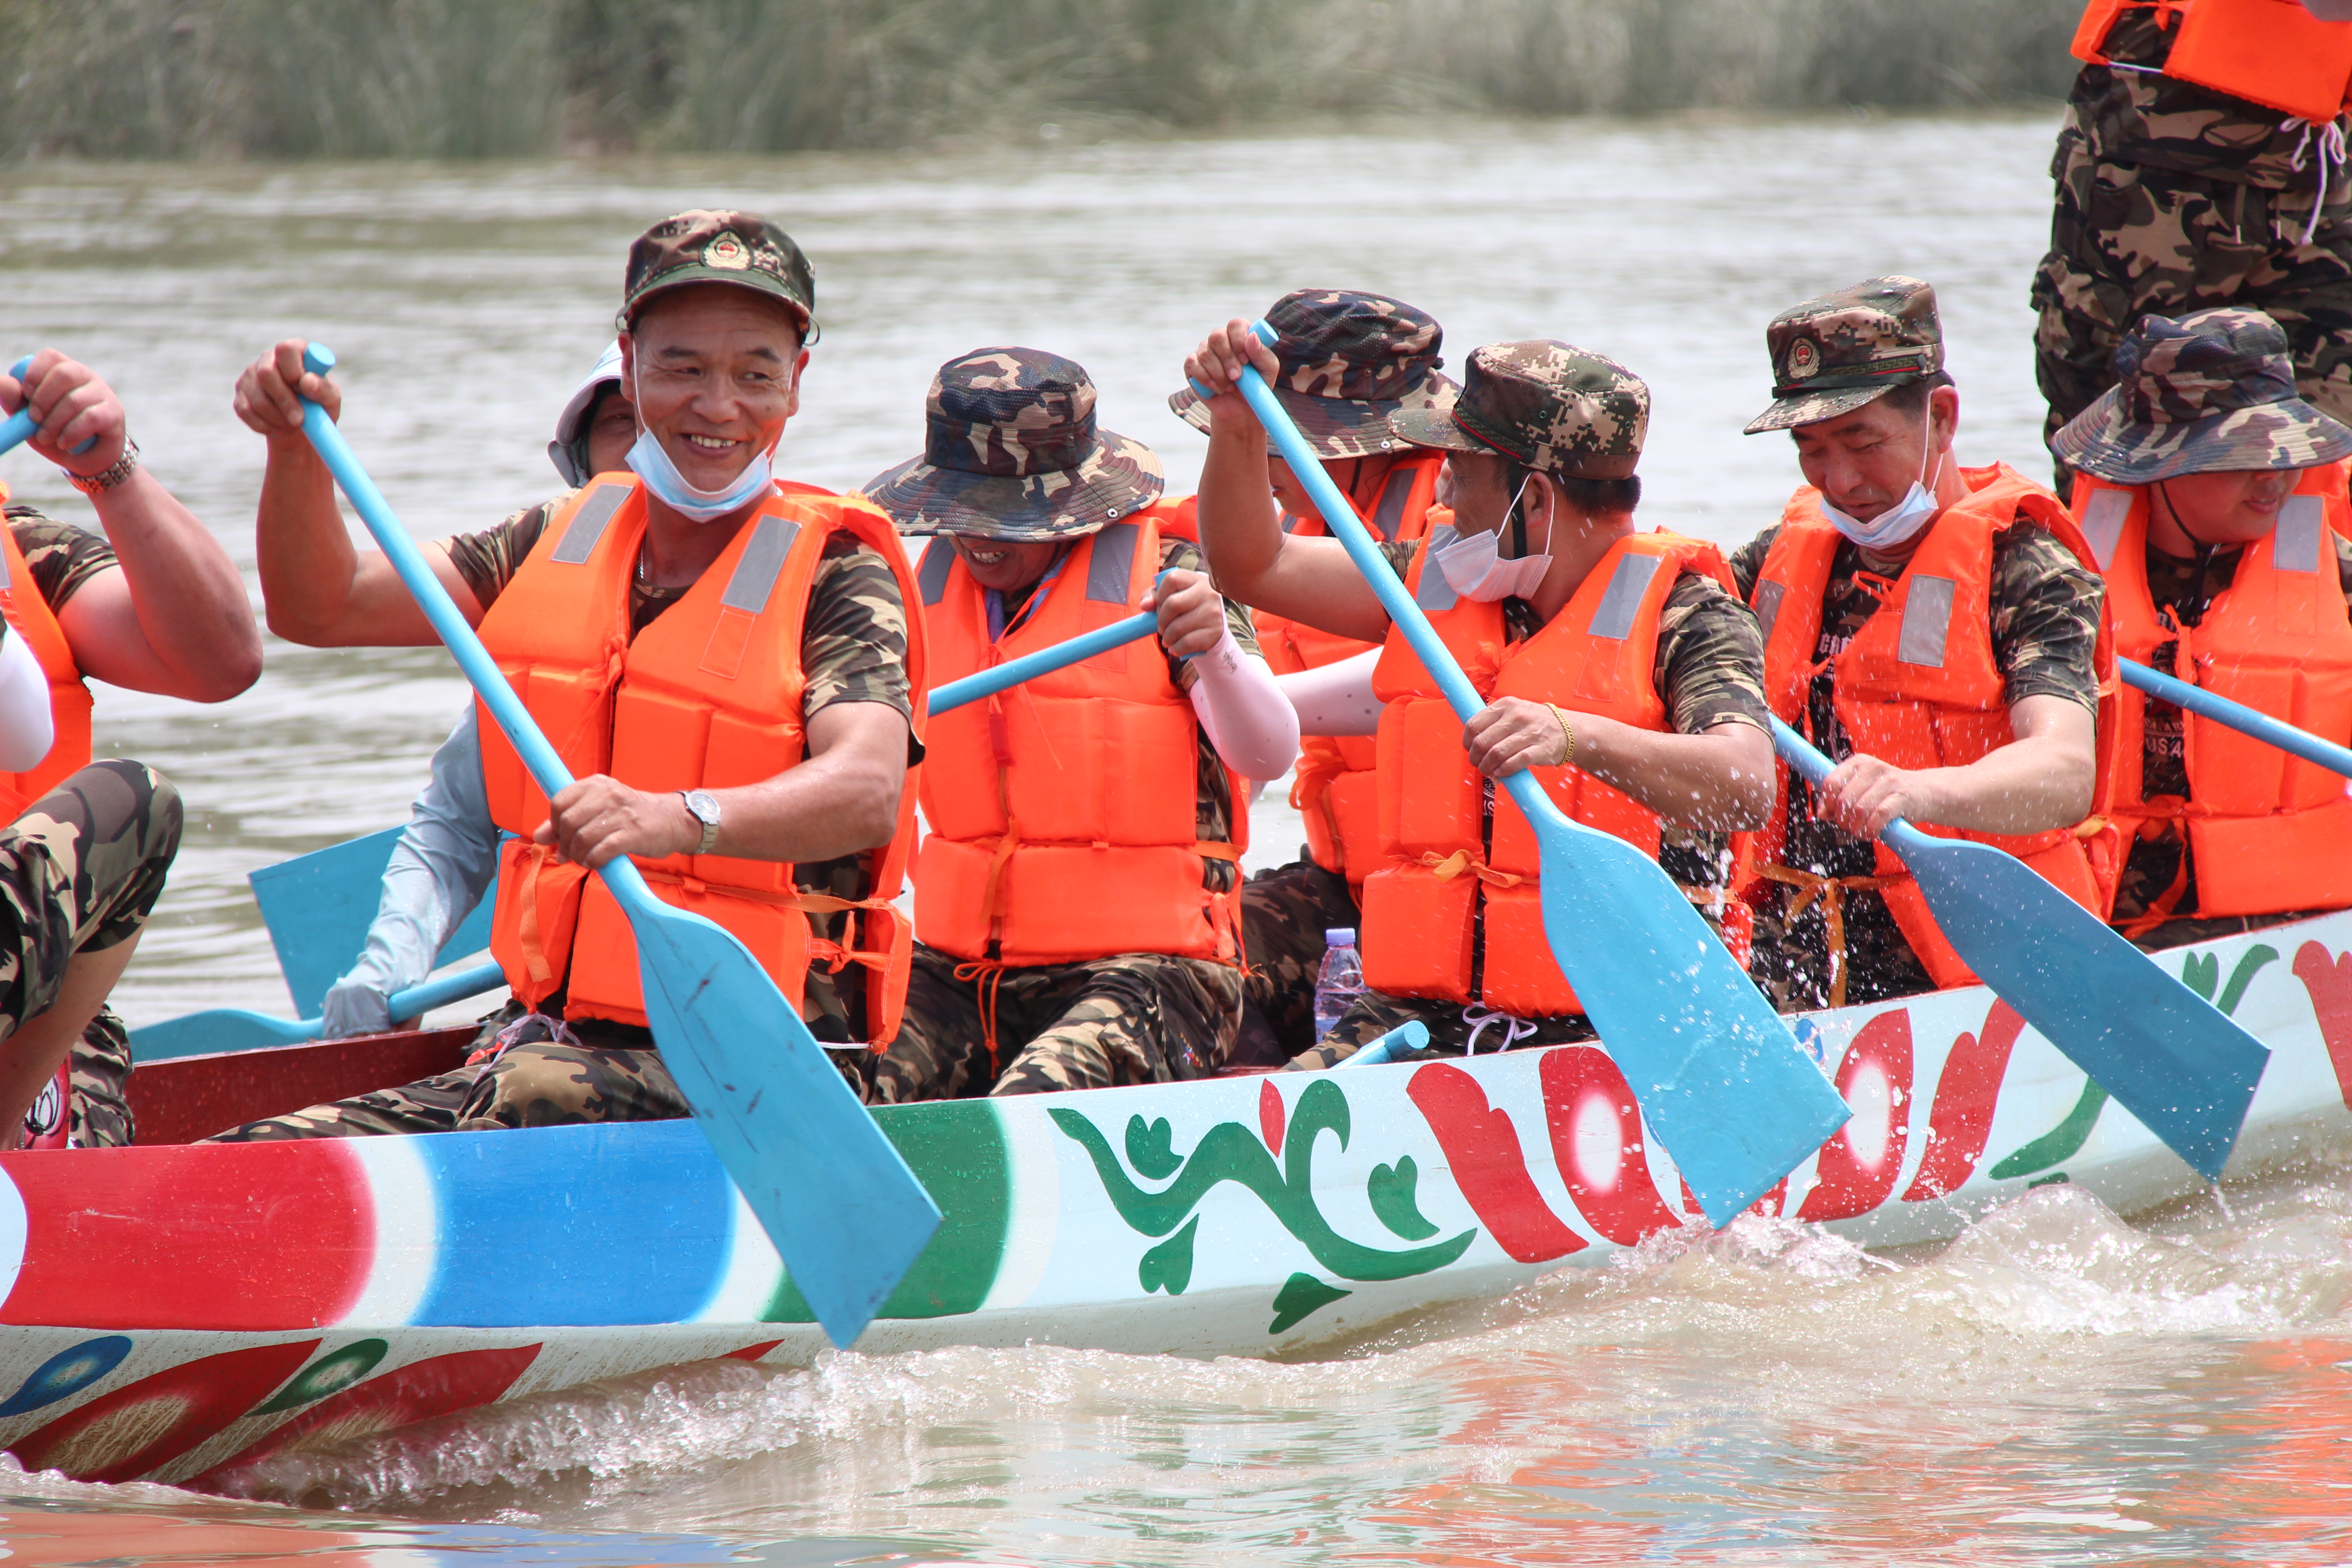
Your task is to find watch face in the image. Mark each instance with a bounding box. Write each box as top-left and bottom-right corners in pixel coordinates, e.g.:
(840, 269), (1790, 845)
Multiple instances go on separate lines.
(687, 790), (720, 824)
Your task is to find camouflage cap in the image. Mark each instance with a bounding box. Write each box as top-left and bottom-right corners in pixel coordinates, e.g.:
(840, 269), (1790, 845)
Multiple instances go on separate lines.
(861, 347), (1165, 540)
(1743, 276), (1943, 435)
(1387, 341), (1646, 480)
(1168, 289), (1457, 460)
(2050, 308), (2352, 483)
(618, 210), (819, 343)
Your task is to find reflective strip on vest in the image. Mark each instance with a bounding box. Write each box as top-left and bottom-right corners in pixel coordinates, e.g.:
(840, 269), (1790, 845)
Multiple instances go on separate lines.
(1896, 576), (1955, 669)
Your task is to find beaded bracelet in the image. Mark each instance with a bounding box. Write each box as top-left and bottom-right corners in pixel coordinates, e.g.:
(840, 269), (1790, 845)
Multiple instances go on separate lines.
(1548, 704), (1577, 769)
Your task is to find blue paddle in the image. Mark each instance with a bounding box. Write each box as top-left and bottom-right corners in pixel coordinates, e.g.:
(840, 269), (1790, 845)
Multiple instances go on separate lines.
(1200, 326), (1849, 1225)
(1769, 717), (2266, 1181)
(1335, 1020), (1431, 1068)
(2121, 657), (2352, 779)
(131, 960), (506, 1062)
(248, 825), (498, 1017)
(295, 344), (939, 1347)
(929, 612), (1157, 715)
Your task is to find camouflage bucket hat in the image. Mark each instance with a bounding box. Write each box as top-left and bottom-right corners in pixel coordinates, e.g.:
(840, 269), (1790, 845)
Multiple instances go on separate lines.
(1743, 276), (1943, 435)
(2050, 308), (2352, 483)
(1387, 341), (1647, 480)
(618, 210), (819, 343)
(862, 348), (1165, 540)
(1168, 289), (1457, 460)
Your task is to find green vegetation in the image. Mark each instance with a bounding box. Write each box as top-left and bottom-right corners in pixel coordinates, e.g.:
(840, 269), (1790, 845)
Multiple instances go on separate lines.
(0, 0), (2079, 161)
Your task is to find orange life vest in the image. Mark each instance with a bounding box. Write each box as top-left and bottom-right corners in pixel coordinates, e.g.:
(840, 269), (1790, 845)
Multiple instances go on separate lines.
(476, 474), (926, 1043)
(913, 515), (1246, 966)
(2073, 466), (2352, 917)
(2073, 0), (2352, 122)
(1258, 453), (1447, 887)
(1737, 465), (2122, 990)
(1358, 527), (1734, 1018)
(0, 481), (92, 819)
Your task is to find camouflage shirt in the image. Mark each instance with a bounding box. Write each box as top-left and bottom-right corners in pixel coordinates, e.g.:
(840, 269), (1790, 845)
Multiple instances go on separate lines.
(443, 493), (918, 1045)
(990, 536), (1260, 894)
(1, 507), (121, 612)
(2112, 529), (2352, 921)
(1728, 517), (2104, 1008)
(2063, 12), (2349, 192)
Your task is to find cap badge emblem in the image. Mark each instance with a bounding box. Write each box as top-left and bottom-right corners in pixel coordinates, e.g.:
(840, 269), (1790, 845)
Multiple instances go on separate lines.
(1787, 338), (1820, 380)
(704, 232), (751, 271)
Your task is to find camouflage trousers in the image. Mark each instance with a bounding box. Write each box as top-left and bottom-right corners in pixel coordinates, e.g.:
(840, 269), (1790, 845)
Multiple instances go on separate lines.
(1745, 881), (1934, 1015)
(1235, 857), (1360, 1068)
(205, 1014), (692, 1140)
(0, 762), (181, 1147)
(1285, 987), (1596, 1071)
(2033, 139), (2352, 489)
(854, 941), (1242, 1102)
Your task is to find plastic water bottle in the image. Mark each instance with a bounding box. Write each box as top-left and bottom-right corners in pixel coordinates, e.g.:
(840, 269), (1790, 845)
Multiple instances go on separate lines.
(1313, 927), (1366, 1040)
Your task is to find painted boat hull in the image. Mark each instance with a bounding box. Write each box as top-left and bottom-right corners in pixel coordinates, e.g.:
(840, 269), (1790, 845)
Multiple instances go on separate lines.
(8, 912), (2350, 1485)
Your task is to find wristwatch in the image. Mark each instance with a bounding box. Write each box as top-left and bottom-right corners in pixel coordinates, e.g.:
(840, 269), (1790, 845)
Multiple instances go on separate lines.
(680, 789), (721, 855)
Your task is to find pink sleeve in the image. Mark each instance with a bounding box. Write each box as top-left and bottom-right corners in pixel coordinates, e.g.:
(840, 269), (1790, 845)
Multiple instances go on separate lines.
(1186, 627), (1301, 781)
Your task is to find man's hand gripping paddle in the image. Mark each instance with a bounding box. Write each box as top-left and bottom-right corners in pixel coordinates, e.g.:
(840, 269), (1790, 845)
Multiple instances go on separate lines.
(1770, 718), (2266, 1180)
(1199, 323), (1849, 1225)
(295, 345), (939, 1346)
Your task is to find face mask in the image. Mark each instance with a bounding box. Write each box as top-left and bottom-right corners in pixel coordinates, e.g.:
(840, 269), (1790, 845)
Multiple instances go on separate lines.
(1435, 469), (1551, 601)
(624, 365), (779, 522)
(1819, 428), (1945, 551)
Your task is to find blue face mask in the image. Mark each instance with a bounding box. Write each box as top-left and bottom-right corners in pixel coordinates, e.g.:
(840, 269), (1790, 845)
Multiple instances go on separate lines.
(1820, 431), (1945, 551)
(624, 366), (779, 521)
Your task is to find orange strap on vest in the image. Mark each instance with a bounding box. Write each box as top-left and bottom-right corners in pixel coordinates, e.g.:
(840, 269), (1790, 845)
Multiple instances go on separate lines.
(476, 475), (926, 1044)
(0, 486), (93, 820)
(1360, 528), (1732, 1017)
(915, 516), (1247, 967)
(2072, 0), (2352, 122)
(1740, 466), (2122, 989)
(2073, 465), (2352, 920)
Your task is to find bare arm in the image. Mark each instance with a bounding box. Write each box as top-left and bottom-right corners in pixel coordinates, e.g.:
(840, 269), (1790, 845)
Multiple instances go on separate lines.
(1, 352), (262, 700)
(234, 337), (482, 647)
(1813, 694), (2095, 838)
(538, 700), (912, 870)
(1184, 322), (1394, 642)
(1466, 700), (1776, 831)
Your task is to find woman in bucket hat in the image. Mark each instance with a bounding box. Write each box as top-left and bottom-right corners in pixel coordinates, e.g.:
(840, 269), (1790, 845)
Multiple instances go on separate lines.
(2056, 306), (2352, 948)
(858, 347), (1298, 1101)
(1168, 289), (1459, 1064)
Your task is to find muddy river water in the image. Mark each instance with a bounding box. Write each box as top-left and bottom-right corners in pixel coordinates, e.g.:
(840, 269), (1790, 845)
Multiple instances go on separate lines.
(5, 112), (2352, 1566)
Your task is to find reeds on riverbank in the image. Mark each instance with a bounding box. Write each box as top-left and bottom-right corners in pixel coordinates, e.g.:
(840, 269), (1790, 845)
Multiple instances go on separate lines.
(0, 0), (2078, 162)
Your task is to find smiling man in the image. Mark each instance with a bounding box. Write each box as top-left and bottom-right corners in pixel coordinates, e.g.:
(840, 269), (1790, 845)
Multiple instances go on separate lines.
(216, 210), (925, 1137)
(1730, 276), (2118, 1011)
(2053, 307), (2352, 949)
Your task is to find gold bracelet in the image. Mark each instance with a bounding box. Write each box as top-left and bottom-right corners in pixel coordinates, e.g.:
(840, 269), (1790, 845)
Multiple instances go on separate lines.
(1549, 704), (1576, 769)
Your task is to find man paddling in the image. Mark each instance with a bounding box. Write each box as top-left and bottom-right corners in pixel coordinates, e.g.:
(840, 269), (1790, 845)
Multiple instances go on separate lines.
(1730, 277), (2118, 1011)
(0, 353), (259, 1144)
(2053, 307), (2352, 949)
(1186, 327), (1774, 1063)
(212, 209), (925, 1137)
(858, 348), (1297, 1098)
(311, 343), (636, 1041)
(1166, 289), (1455, 1062)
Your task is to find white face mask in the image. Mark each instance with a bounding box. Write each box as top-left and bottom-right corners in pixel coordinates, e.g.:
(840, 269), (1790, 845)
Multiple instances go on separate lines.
(1435, 470), (1551, 601)
(624, 363), (781, 522)
(1819, 426), (1946, 551)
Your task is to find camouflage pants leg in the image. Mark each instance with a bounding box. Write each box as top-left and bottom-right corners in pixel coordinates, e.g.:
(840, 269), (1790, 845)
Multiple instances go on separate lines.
(857, 942), (1003, 1104)
(64, 1006), (133, 1147)
(2033, 140), (2352, 488)
(990, 953), (1242, 1095)
(203, 1067), (480, 1139)
(1284, 988), (1595, 1071)
(0, 760), (180, 1037)
(1235, 858), (1360, 1068)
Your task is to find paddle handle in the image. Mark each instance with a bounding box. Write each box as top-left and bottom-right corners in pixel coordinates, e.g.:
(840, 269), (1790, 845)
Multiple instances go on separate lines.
(2121, 657), (2352, 780)
(1207, 327), (1558, 829)
(1337, 1019), (1430, 1068)
(2, 357), (98, 456)
(297, 345), (662, 919)
(384, 958), (506, 1023)
(1767, 716), (1935, 857)
(926, 573), (1171, 716)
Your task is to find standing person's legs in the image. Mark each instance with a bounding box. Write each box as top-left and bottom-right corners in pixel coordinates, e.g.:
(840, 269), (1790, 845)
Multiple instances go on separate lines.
(990, 954), (1242, 1094)
(64, 1007), (135, 1147)
(0, 761), (181, 1137)
(2238, 181), (2352, 428)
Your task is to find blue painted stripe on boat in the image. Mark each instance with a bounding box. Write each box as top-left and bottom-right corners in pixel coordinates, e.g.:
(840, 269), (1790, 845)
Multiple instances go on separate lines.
(410, 1121), (734, 1327)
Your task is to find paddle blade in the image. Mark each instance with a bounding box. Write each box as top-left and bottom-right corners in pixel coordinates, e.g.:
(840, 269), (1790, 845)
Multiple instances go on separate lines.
(250, 827), (496, 1017)
(132, 1008), (322, 1062)
(1897, 831), (2268, 1180)
(1530, 813), (1851, 1226)
(627, 902), (941, 1348)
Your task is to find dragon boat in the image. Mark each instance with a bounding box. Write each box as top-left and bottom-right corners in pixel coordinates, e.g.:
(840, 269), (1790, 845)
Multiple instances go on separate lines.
(0, 910), (2346, 1486)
